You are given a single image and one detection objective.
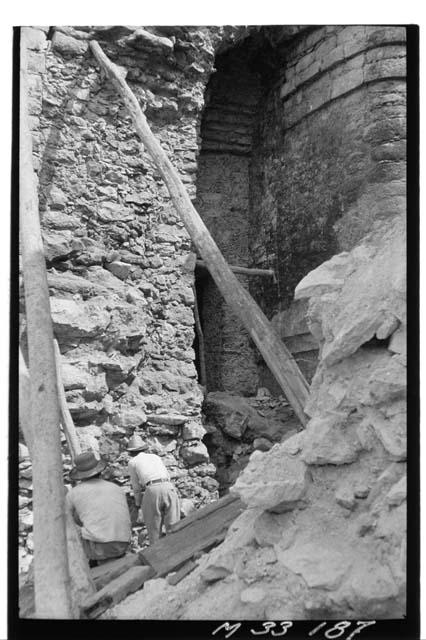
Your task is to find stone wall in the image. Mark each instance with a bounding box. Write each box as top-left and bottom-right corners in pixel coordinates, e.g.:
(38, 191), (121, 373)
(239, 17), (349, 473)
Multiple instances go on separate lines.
(194, 44), (262, 396)
(19, 24), (250, 574)
(250, 25), (406, 315)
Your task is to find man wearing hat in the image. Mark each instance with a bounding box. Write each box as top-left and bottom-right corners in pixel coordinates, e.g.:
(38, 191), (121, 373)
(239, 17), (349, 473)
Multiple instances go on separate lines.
(127, 434), (180, 545)
(67, 451), (132, 565)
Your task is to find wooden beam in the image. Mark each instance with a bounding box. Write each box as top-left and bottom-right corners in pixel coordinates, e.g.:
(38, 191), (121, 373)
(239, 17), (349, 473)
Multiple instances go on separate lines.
(81, 566), (155, 619)
(140, 496), (244, 577)
(169, 493), (238, 534)
(196, 260), (275, 279)
(20, 27), (73, 618)
(90, 553), (142, 590)
(53, 339), (81, 462)
(89, 40), (310, 427)
(167, 560), (198, 585)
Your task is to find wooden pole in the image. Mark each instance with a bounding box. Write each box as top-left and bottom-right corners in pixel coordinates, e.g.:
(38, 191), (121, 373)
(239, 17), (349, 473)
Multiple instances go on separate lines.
(20, 27), (73, 618)
(196, 260), (275, 278)
(19, 349), (96, 613)
(53, 339), (81, 462)
(89, 40), (310, 426)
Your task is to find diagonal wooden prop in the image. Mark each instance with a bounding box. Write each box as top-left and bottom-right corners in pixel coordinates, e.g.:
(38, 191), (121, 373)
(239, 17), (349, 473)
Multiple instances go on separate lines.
(89, 40), (310, 427)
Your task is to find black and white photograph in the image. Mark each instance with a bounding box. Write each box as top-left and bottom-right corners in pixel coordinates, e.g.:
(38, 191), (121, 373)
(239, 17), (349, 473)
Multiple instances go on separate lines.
(8, 13), (419, 640)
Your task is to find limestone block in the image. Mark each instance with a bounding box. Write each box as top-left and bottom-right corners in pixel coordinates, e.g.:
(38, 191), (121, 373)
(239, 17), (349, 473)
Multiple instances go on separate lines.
(24, 27), (47, 51)
(295, 252), (348, 300)
(204, 392), (287, 442)
(297, 218), (406, 366)
(349, 560), (398, 616)
(240, 586), (266, 604)
(253, 437), (273, 452)
(386, 475), (406, 507)
(113, 408), (147, 429)
(301, 415), (361, 465)
(182, 421), (206, 440)
(51, 297), (110, 340)
(200, 565), (231, 584)
(42, 229), (84, 261)
(97, 202), (134, 223)
(105, 261), (133, 281)
(68, 399), (103, 420)
(280, 431), (305, 455)
(48, 185), (67, 210)
(51, 31), (88, 55)
(276, 542), (350, 590)
(335, 485), (356, 510)
(19, 509), (33, 533)
(232, 444), (308, 510)
(364, 408), (406, 460)
(388, 325), (406, 356)
(19, 443), (30, 460)
(180, 442), (210, 465)
(61, 362), (91, 390)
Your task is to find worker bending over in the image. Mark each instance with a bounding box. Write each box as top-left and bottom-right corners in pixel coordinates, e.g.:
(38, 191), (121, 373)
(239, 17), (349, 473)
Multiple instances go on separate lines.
(67, 451), (132, 566)
(127, 434), (180, 545)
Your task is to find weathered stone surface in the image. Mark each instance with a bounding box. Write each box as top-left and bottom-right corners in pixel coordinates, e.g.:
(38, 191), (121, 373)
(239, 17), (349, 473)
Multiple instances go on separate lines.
(335, 485), (356, 510)
(180, 442), (210, 465)
(362, 407), (406, 460)
(105, 261), (133, 281)
(51, 297), (110, 340)
(386, 475), (406, 507)
(349, 560), (399, 616)
(276, 543), (351, 590)
(240, 586), (266, 604)
(301, 415), (362, 465)
(182, 421), (206, 440)
(113, 409), (147, 429)
(204, 392), (287, 441)
(232, 445), (308, 510)
(296, 218), (406, 367)
(51, 30), (89, 55)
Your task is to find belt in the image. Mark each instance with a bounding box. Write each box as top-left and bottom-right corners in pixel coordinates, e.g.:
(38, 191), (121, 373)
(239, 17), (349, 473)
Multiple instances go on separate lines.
(146, 478), (170, 487)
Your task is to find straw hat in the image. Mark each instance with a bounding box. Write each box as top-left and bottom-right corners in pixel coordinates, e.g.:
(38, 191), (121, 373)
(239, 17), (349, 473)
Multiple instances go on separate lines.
(69, 451), (106, 481)
(127, 434), (148, 452)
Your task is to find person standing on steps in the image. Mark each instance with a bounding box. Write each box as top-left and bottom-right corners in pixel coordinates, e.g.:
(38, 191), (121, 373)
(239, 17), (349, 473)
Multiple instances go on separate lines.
(127, 434), (180, 545)
(67, 451), (132, 567)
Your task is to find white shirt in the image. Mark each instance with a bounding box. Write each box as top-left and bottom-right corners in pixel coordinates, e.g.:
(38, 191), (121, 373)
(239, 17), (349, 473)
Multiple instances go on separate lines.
(128, 452), (170, 506)
(66, 477), (131, 543)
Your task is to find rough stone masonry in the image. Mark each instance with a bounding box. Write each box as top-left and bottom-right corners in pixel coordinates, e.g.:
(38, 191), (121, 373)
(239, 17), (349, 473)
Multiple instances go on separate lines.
(19, 25), (406, 620)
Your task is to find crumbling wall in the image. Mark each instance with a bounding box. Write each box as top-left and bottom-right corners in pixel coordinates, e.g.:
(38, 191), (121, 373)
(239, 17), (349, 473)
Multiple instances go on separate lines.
(19, 25), (250, 574)
(250, 25), (406, 310)
(195, 45), (262, 396)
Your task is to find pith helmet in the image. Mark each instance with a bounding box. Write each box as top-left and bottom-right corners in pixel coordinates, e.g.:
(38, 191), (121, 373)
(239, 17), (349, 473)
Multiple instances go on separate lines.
(69, 451), (106, 481)
(127, 434), (148, 452)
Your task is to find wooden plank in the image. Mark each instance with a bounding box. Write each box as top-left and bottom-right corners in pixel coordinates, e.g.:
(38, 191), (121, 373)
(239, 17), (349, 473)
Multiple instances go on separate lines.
(81, 565), (155, 619)
(90, 553), (142, 590)
(196, 260), (275, 278)
(89, 40), (310, 428)
(53, 338), (81, 461)
(169, 493), (239, 533)
(167, 560), (198, 585)
(141, 497), (244, 577)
